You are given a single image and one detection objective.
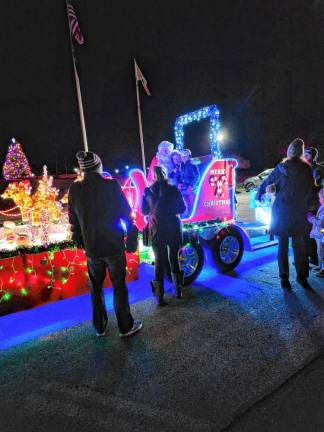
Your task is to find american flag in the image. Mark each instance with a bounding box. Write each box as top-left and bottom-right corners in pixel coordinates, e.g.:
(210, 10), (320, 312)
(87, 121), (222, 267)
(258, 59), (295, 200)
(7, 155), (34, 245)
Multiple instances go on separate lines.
(67, 2), (84, 45)
(134, 59), (151, 96)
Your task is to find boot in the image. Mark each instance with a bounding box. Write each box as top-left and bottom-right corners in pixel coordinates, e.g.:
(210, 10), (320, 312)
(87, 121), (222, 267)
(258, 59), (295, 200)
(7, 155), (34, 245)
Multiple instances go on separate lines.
(172, 272), (183, 299)
(150, 280), (167, 306)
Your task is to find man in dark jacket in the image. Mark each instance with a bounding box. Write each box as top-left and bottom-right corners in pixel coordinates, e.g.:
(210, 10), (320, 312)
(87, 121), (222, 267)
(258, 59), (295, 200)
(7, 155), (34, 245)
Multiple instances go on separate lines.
(304, 147), (324, 188)
(68, 151), (142, 337)
(256, 138), (314, 289)
(304, 147), (324, 266)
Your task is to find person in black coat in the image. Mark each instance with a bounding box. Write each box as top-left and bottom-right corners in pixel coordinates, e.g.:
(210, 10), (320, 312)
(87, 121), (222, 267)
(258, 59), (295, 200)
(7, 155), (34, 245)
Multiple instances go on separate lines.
(304, 146), (324, 266)
(141, 165), (186, 305)
(256, 138), (314, 289)
(68, 151), (142, 338)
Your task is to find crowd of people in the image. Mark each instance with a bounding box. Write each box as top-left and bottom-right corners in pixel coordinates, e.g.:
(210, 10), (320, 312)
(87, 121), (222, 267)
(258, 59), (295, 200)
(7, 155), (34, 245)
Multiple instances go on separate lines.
(68, 137), (324, 339)
(148, 141), (200, 217)
(256, 139), (324, 289)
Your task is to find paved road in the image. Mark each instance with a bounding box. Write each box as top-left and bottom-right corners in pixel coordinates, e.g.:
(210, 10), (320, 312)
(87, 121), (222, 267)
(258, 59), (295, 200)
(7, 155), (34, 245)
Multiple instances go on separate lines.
(1, 242), (324, 432)
(227, 352), (324, 432)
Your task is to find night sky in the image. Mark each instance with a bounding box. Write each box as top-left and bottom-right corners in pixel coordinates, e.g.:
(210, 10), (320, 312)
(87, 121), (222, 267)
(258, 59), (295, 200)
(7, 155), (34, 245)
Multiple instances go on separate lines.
(1, 0), (324, 174)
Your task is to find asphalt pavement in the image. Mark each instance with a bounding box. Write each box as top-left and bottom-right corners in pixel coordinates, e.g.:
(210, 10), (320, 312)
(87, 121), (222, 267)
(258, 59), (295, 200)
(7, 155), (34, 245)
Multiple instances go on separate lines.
(1, 192), (324, 432)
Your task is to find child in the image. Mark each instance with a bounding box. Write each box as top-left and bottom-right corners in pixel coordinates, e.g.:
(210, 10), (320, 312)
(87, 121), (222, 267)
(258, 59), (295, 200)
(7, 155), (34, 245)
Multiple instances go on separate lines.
(307, 188), (324, 277)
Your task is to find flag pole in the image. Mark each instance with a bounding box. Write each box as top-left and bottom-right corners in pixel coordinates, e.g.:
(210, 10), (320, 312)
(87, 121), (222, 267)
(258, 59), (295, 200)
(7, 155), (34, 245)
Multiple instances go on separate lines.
(134, 59), (146, 173)
(65, 0), (89, 152)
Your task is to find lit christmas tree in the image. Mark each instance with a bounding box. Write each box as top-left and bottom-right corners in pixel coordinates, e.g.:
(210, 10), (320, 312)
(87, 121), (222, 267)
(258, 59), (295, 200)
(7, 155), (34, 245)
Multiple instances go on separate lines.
(3, 137), (33, 180)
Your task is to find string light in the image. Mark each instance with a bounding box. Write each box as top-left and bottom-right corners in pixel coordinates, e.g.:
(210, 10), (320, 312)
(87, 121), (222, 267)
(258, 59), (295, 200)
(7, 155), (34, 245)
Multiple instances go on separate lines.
(3, 138), (33, 180)
(174, 104), (222, 159)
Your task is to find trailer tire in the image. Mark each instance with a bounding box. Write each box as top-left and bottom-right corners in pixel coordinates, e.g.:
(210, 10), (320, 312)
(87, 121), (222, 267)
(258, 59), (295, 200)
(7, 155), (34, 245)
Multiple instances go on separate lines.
(211, 226), (243, 272)
(179, 239), (204, 286)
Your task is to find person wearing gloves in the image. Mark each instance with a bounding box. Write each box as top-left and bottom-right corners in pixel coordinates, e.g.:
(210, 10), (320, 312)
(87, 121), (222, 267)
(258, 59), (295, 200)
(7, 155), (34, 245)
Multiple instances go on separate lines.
(141, 165), (186, 305)
(68, 150), (142, 338)
(307, 188), (324, 278)
(256, 138), (314, 289)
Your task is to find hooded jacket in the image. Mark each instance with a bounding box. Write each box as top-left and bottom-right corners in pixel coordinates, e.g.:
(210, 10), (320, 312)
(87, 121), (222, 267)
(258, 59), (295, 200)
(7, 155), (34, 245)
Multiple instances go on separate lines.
(256, 157), (314, 236)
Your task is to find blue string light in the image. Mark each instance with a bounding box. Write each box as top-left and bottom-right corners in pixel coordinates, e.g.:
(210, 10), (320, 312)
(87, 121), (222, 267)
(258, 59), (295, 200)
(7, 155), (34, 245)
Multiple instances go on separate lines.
(174, 104), (222, 159)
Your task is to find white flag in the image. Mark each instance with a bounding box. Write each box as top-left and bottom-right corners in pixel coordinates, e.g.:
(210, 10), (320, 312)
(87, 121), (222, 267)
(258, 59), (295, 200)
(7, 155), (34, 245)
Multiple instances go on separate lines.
(134, 59), (151, 96)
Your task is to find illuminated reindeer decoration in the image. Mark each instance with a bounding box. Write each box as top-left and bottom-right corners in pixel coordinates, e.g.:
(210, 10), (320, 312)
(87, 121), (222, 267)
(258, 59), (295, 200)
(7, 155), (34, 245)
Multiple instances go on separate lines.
(1, 166), (63, 226)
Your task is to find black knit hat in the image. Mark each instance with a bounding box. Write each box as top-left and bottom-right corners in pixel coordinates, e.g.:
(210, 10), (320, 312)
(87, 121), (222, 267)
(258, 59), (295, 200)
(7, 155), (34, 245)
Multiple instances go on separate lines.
(76, 151), (102, 171)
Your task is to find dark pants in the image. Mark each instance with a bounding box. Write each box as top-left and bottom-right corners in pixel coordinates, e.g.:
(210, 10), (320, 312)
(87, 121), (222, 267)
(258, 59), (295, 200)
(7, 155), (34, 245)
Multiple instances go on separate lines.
(307, 220), (319, 265)
(152, 243), (181, 281)
(277, 235), (309, 281)
(87, 253), (134, 334)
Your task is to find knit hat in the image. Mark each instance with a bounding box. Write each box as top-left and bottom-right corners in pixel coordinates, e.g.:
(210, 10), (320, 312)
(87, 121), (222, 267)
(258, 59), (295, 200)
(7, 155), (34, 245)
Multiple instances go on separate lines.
(304, 146), (318, 161)
(287, 138), (304, 158)
(76, 151), (102, 171)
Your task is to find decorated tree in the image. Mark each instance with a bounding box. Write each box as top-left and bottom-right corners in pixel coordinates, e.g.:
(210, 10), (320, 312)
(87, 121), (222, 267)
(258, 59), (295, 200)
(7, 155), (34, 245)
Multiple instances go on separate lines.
(3, 138), (33, 180)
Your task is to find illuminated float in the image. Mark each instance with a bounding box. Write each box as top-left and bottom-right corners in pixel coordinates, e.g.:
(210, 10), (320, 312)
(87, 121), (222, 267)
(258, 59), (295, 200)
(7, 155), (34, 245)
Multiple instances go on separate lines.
(0, 105), (273, 316)
(124, 104), (274, 285)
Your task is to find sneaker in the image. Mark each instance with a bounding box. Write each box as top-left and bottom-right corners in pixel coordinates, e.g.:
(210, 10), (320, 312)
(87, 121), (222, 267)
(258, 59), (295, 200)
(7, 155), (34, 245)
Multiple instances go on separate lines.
(119, 320), (143, 338)
(315, 269), (324, 278)
(96, 322), (108, 337)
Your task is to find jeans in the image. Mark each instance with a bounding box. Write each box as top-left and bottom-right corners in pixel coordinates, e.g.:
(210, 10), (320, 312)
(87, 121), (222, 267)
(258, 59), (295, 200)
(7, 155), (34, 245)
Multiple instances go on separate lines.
(152, 243), (181, 281)
(87, 253), (134, 334)
(278, 235), (309, 280)
(316, 239), (324, 270)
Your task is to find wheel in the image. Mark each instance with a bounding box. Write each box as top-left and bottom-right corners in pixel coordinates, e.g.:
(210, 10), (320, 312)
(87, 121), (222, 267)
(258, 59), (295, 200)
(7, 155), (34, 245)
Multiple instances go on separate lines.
(178, 239), (204, 286)
(211, 226), (244, 273)
(244, 182), (255, 192)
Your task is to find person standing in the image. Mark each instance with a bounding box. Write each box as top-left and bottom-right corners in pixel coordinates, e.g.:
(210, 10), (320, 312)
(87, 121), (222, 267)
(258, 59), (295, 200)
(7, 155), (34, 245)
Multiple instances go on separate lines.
(141, 165), (186, 305)
(304, 147), (324, 188)
(68, 151), (142, 337)
(303, 147), (323, 266)
(256, 138), (314, 289)
(307, 188), (324, 278)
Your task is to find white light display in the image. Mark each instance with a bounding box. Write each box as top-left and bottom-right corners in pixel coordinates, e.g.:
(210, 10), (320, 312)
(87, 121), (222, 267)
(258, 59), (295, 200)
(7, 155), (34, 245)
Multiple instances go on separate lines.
(174, 104), (221, 159)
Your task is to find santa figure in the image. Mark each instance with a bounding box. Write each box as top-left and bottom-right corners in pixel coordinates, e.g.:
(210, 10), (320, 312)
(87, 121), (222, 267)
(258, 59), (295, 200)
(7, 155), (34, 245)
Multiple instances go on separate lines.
(147, 140), (174, 184)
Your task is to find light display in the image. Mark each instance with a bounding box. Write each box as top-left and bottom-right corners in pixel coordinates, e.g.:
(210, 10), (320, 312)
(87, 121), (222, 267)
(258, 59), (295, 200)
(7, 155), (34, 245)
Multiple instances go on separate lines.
(2, 138), (33, 180)
(1, 180), (33, 223)
(0, 246), (139, 317)
(129, 159), (237, 228)
(1, 166), (63, 225)
(31, 165), (62, 225)
(174, 105), (221, 159)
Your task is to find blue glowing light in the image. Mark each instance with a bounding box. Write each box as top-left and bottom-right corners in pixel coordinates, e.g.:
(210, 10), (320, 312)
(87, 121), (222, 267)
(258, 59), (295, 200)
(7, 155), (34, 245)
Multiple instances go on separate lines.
(174, 105), (221, 159)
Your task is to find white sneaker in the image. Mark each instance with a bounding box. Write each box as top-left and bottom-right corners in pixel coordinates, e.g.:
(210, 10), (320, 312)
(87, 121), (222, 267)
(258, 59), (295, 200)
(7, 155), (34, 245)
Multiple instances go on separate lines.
(96, 322), (108, 337)
(119, 320), (143, 338)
